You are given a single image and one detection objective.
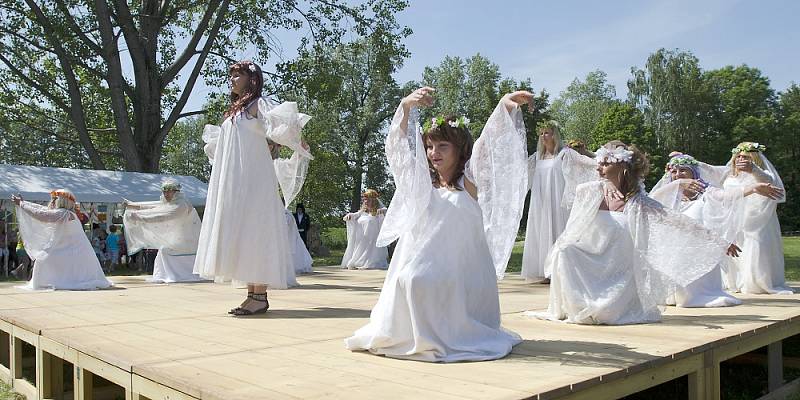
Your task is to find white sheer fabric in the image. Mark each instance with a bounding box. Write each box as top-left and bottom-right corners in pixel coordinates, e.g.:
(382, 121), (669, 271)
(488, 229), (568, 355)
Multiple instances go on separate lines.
(521, 148), (597, 280)
(649, 181), (743, 307)
(531, 181), (729, 324)
(346, 103), (522, 362)
(195, 98), (308, 288)
(124, 192), (203, 283)
(341, 210), (388, 270)
(723, 171), (790, 294)
(285, 209), (312, 274)
(15, 201), (112, 290)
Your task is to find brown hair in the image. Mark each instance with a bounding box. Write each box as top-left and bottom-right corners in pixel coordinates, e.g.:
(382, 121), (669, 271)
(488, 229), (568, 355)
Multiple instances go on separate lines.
(601, 140), (650, 200)
(422, 116), (473, 190)
(224, 60), (264, 119)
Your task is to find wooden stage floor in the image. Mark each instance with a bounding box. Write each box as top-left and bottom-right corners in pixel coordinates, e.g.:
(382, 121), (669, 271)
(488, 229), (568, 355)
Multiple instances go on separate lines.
(0, 267), (799, 400)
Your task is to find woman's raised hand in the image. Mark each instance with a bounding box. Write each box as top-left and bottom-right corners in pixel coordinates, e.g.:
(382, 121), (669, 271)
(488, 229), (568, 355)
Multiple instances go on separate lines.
(11, 194), (22, 205)
(401, 87), (435, 111)
(678, 179), (706, 198)
(752, 183), (784, 200)
(501, 90), (535, 112)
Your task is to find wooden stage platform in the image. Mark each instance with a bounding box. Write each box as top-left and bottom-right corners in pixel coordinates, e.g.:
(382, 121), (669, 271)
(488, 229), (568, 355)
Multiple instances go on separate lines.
(1, 267), (799, 400)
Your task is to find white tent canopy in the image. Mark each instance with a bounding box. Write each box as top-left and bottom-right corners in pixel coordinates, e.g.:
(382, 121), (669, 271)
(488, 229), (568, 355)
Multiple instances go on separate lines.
(0, 164), (208, 206)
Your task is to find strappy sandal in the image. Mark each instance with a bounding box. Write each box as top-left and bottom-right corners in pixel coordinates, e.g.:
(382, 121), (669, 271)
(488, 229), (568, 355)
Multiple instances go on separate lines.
(231, 293), (269, 316)
(229, 291), (254, 314)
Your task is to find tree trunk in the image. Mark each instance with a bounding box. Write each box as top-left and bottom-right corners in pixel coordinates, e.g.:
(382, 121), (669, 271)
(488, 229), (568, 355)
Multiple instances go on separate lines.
(350, 146), (366, 212)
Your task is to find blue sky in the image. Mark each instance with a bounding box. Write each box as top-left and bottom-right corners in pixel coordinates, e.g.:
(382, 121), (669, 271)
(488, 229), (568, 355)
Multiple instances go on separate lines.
(182, 0), (799, 111)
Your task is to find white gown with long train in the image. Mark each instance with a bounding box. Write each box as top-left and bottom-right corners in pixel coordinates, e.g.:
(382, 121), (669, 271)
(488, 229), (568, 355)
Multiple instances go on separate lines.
(124, 192), (203, 283)
(345, 102), (527, 362)
(521, 148), (597, 280)
(15, 202), (112, 290)
(533, 181), (730, 325)
(195, 98), (311, 287)
(285, 209), (313, 274)
(341, 211), (388, 270)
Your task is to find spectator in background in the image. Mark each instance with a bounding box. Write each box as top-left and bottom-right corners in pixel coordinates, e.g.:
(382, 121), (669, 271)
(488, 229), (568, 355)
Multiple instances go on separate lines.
(106, 225), (120, 272)
(7, 228), (17, 270)
(0, 225), (8, 273)
(293, 203), (311, 248)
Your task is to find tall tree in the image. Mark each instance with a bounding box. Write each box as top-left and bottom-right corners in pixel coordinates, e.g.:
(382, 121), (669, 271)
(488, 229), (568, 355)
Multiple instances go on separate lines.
(0, 0), (409, 172)
(282, 33), (409, 223)
(550, 70), (617, 142)
(628, 49), (716, 156)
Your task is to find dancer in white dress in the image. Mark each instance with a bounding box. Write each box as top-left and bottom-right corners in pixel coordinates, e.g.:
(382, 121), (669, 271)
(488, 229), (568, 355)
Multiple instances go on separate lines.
(341, 189), (389, 270)
(532, 141), (731, 325)
(12, 191), (112, 290)
(694, 143), (790, 294)
(521, 120), (597, 283)
(650, 153), (783, 307)
(345, 87), (530, 362)
(195, 60), (312, 315)
(124, 179), (203, 283)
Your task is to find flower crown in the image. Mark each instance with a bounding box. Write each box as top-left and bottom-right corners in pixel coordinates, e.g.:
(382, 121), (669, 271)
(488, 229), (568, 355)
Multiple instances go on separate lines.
(362, 189), (380, 199)
(567, 139), (584, 148)
(667, 153), (699, 167)
(731, 142), (766, 154)
(423, 116), (470, 132)
(50, 190), (76, 203)
(248, 64), (257, 72)
(595, 146), (634, 164)
(161, 180), (182, 192)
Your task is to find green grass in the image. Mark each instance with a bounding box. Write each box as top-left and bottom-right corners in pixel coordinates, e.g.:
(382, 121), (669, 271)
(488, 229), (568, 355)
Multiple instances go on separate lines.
(785, 237), (800, 281)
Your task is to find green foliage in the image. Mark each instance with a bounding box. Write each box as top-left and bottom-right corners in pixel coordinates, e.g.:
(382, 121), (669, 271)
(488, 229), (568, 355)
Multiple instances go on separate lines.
(550, 70), (617, 142)
(159, 116), (211, 182)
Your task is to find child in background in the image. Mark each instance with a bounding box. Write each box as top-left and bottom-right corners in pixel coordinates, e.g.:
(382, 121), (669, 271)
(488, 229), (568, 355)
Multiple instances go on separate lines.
(106, 225), (120, 272)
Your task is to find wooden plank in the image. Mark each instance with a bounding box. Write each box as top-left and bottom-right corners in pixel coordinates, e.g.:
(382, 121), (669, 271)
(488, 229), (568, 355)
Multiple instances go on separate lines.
(767, 341), (783, 392)
(131, 374), (198, 400)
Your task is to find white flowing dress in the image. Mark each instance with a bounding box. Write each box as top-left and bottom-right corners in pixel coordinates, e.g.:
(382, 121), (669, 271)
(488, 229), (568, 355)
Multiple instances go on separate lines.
(723, 173), (790, 294)
(124, 193), (203, 283)
(345, 102), (528, 362)
(521, 148), (597, 280)
(341, 210), (389, 270)
(195, 98), (311, 287)
(15, 201), (112, 290)
(650, 180), (743, 307)
(285, 209), (313, 274)
(533, 181), (730, 325)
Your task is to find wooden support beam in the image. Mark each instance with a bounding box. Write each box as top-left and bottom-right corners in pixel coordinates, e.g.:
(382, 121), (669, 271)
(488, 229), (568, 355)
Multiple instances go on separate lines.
(768, 341), (783, 392)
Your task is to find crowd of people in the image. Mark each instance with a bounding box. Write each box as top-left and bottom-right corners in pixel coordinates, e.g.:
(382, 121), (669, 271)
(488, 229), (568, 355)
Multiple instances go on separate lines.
(4, 60), (790, 365)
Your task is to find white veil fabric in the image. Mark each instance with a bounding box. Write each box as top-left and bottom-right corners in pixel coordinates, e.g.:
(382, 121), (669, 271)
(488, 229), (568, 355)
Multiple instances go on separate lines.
(15, 201), (112, 290)
(123, 192), (201, 255)
(466, 102), (529, 279)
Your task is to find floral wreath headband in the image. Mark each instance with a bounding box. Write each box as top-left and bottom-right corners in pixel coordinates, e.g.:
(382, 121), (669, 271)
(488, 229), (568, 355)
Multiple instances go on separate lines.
(161, 181), (182, 192)
(667, 153), (699, 167)
(731, 142), (766, 154)
(567, 139), (585, 147)
(362, 189), (380, 199)
(422, 116), (470, 132)
(594, 146), (634, 164)
(50, 190), (76, 203)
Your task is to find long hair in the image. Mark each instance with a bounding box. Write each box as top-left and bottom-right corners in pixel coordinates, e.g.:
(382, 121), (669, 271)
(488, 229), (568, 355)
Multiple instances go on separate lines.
(600, 140), (650, 200)
(729, 142), (766, 176)
(224, 60), (264, 119)
(536, 120), (564, 159)
(422, 115), (473, 190)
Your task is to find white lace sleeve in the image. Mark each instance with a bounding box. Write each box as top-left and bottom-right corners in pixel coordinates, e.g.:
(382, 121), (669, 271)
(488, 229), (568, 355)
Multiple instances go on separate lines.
(376, 105), (432, 248)
(697, 161), (730, 188)
(274, 150), (312, 208)
(701, 187), (745, 244)
(467, 102), (529, 279)
(257, 98), (313, 159)
(560, 147), (599, 208)
(627, 194), (728, 288)
(202, 124), (221, 163)
(527, 154), (537, 191)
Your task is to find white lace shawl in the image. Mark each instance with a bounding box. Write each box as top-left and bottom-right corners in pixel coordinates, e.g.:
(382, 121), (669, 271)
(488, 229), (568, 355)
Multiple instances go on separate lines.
(378, 102), (529, 279)
(123, 192), (202, 255)
(202, 97), (313, 207)
(553, 181), (729, 309)
(15, 201), (80, 260)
